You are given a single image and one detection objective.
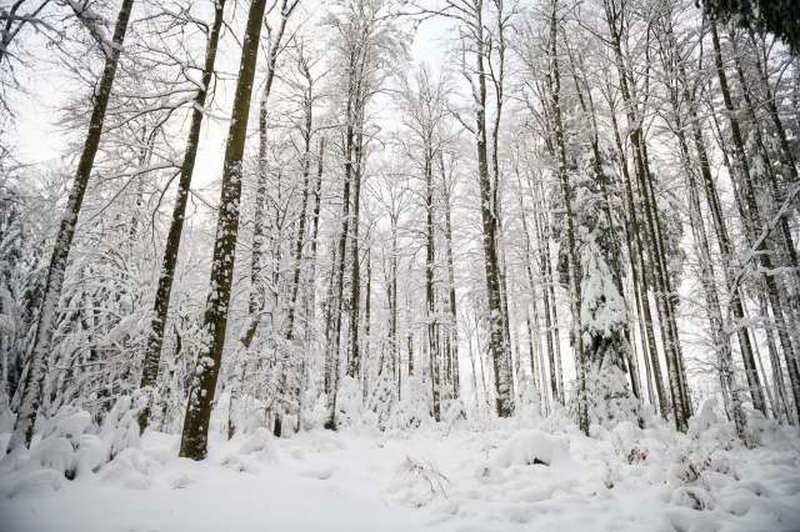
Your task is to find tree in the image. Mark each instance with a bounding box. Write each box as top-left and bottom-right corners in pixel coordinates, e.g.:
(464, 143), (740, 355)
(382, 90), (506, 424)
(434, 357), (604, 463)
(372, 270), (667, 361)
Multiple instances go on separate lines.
(400, 65), (449, 420)
(544, 0), (587, 434)
(7, 0), (135, 454)
(138, 0), (227, 433)
(419, 0), (516, 417)
(652, 4), (749, 437)
(179, 0), (270, 460)
(322, 0), (404, 429)
(601, 0), (691, 431)
(709, 20), (800, 421)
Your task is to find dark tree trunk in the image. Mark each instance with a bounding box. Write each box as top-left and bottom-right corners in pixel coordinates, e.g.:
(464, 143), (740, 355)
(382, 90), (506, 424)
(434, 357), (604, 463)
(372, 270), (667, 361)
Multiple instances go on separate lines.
(425, 147), (440, 421)
(138, 0), (227, 433)
(440, 155), (460, 400)
(179, 0), (269, 460)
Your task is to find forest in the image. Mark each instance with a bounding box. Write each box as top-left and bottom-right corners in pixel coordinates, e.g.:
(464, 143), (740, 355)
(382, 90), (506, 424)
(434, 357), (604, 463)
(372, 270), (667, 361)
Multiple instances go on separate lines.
(0, 0), (799, 530)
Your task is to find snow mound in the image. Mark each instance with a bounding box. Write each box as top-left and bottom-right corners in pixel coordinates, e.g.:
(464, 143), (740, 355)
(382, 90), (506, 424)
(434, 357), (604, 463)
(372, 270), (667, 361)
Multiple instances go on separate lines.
(99, 448), (153, 489)
(220, 428), (279, 473)
(492, 430), (570, 468)
(0, 468), (65, 498)
(237, 427), (278, 459)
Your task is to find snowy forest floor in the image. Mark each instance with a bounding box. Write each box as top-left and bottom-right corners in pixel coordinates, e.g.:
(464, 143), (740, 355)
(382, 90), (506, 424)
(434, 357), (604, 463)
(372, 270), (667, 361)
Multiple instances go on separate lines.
(2, 406), (800, 532)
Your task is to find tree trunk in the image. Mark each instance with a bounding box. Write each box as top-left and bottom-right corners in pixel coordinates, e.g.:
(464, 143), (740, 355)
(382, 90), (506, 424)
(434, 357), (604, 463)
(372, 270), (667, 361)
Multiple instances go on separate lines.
(473, 0), (513, 417)
(138, 0), (226, 433)
(441, 154), (460, 400)
(389, 212), (399, 399)
(674, 100), (747, 436)
(425, 146), (440, 421)
(547, 0), (586, 434)
(607, 99), (664, 414)
(347, 106), (365, 379)
(179, 0), (269, 460)
(530, 177), (561, 408)
(285, 59), (314, 342)
(603, 0), (690, 430)
(710, 21), (800, 420)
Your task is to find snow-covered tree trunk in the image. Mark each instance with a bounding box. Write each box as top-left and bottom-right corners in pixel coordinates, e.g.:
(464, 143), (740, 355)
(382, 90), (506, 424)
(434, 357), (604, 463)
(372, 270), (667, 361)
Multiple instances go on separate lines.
(546, 0), (587, 434)
(441, 154), (460, 400)
(285, 51), (315, 342)
(675, 104), (747, 437)
(424, 145), (440, 421)
(603, 0), (691, 431)
(347, 104), (365, 380)
(178, 0), (269, 460)
(138, 0), (227, 433)
(606, 100), (665, 415)
(323, 91), (353, 430)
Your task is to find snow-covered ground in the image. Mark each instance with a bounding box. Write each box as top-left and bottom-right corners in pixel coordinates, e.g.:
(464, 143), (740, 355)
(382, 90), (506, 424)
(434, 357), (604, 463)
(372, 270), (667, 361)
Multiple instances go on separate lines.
(2, 406), (800, 532)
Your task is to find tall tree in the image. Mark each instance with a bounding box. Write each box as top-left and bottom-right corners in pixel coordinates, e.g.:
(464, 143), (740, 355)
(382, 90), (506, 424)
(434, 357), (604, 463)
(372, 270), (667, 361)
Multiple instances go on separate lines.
(179, 0), (270, 460)
(710, 20), (800, 421)
(545, 0), (587, 434)
(138, 0), (227, 433)
(602, 0), (691, 431)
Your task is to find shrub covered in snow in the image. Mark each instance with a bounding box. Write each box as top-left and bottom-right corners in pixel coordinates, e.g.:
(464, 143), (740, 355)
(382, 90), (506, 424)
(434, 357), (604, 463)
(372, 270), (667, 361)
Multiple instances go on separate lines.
(0, 396), (144, 497)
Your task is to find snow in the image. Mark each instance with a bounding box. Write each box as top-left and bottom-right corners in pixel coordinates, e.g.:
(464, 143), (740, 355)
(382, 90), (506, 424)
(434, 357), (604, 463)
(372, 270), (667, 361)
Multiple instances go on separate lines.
(2, 410), (799, 532)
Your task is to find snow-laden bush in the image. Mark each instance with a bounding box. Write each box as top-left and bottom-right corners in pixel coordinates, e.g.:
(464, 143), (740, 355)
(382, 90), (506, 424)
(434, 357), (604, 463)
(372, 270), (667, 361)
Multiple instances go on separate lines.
(388, 455), (450, 508)
(665, 400), (741, 494)
(332, 375), (368, 429)
(688, 398), (740, 449)
(440, 397), (468, 430)
(220, 427), (279, 473)
(387, 376), (433, 431)
(0, 396), (144, 497)
(367, 367), (397, 431)
(303, 392), (329, 431)
(100, 396), (142, 459)
(515, 375), (542, 422)
(237, 427), (278, 459)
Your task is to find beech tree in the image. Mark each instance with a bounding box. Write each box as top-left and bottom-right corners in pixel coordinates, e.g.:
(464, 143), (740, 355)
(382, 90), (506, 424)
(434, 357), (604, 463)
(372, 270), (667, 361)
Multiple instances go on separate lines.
(179, 0), (270, 460)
